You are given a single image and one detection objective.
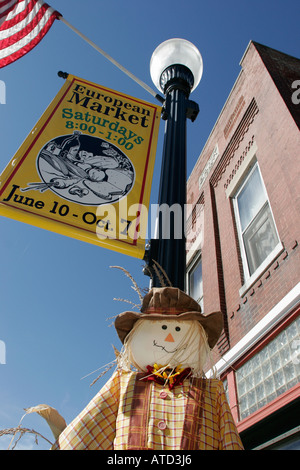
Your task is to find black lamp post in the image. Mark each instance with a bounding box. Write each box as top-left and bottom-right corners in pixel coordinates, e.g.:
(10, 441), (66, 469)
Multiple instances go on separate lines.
(144, 39), (203, 290)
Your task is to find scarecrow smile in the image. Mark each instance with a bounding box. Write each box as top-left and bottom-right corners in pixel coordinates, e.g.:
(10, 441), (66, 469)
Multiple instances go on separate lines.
(153, 340), (187, 354)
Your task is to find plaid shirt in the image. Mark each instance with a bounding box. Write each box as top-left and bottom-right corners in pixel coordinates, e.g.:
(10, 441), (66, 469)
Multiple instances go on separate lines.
(52, 370), (243, 450)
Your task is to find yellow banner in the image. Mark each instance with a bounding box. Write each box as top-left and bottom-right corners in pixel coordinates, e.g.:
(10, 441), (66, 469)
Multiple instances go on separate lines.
(0, 75), (161, 258)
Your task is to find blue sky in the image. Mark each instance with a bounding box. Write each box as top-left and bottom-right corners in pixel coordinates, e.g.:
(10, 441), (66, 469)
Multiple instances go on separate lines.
(0, 0), (299, 450)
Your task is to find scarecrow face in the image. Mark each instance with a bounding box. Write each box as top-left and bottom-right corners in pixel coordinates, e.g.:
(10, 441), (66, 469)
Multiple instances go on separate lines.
(129, 319), (202, 371)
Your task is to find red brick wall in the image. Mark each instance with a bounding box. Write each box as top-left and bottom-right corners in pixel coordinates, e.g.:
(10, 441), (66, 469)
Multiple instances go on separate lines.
(187, 42), (300, 360)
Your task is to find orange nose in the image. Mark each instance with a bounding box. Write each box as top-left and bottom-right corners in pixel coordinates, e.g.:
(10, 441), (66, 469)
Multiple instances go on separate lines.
(164, 333), (175, 342)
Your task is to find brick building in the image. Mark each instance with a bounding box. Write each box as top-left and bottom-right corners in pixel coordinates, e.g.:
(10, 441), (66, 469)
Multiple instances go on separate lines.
(186, 41), (300, 449)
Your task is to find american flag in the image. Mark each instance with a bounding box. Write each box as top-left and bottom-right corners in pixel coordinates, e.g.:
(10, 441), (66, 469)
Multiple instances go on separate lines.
(0, 0), (60, 68)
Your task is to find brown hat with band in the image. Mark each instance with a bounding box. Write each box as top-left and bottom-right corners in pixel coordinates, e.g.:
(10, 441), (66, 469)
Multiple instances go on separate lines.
(114, 287), (224, 349)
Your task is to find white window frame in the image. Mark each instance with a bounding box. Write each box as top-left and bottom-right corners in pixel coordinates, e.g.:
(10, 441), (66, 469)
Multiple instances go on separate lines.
(226, 143), (283, 295)
(186, 253), (204, 312)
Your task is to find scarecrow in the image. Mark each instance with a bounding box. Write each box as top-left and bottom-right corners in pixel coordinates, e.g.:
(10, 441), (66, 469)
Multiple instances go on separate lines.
(47, 286), (243, 450)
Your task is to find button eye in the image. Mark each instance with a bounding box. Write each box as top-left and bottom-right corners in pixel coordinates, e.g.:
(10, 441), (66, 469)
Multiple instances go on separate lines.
(175, 326), (181, 332)
(162, 324), (168, 330)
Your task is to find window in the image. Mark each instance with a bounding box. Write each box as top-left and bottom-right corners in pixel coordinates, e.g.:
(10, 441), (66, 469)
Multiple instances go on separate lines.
(235, 316), (300, 421)
(188, 256), (204, 311)
(233, 161), (280, 279)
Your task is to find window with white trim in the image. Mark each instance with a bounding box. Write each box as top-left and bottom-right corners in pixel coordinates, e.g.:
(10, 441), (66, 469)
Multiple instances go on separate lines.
(188, 255), (204, 312)
(235, 316), (300, 421)
(232, 161), (280, 279)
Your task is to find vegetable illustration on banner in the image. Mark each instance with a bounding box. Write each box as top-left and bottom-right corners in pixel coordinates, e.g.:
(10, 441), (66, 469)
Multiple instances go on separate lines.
(24, 132), (135, 205)
(0, 75), (161, 258)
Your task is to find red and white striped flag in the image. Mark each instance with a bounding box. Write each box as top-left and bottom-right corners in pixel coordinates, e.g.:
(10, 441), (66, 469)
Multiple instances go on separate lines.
(0, 0), (60, 68)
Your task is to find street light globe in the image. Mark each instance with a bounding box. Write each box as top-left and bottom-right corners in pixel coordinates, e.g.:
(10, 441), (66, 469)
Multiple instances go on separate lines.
(150, 38), (203, 93)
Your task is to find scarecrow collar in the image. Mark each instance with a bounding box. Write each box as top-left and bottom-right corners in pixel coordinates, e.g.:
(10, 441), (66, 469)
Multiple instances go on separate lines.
(141, 363), (192, 390)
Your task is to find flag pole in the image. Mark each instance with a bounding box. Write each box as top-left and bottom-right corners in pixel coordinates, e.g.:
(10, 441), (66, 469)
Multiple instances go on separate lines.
(58, 16), (164, 104)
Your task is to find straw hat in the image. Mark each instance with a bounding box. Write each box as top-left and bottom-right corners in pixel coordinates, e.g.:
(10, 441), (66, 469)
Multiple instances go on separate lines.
(114, 287), (223, 349)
